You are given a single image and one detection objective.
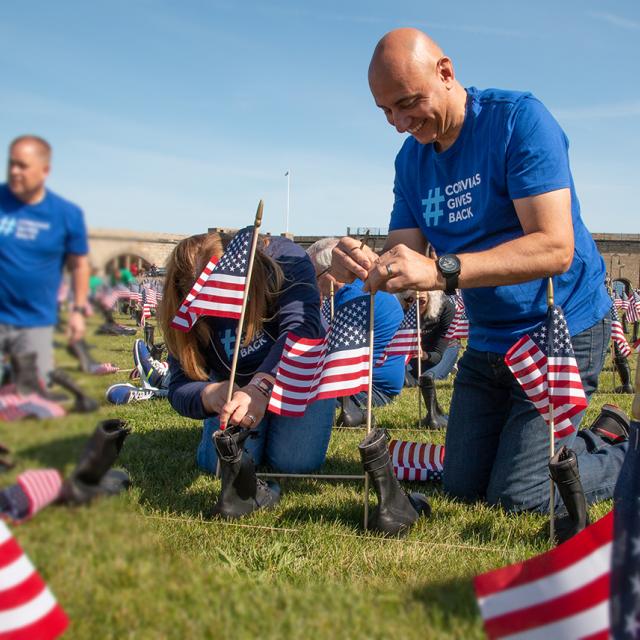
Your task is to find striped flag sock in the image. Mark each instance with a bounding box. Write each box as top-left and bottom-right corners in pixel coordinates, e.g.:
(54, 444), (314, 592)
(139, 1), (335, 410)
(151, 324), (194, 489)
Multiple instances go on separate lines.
(0, 470), (63, 523)
(0, 520), (69, 638)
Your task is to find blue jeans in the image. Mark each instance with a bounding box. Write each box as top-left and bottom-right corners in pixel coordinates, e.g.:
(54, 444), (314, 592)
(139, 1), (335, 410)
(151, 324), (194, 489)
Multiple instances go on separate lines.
(197, 398), (335, 474)
(443, 313), (628, 513)
(407, 341), (461, 382)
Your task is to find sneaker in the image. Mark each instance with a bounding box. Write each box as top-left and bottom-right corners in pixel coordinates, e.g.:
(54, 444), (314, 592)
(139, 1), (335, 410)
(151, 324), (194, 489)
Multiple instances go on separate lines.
(133, 339), (168, 390)
(106, 383), (156, 405)
(588, 404), (630, 445)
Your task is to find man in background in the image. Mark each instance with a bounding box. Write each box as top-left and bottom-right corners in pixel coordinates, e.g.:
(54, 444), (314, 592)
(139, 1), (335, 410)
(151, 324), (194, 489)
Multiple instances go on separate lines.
(0, 135), (90, 383)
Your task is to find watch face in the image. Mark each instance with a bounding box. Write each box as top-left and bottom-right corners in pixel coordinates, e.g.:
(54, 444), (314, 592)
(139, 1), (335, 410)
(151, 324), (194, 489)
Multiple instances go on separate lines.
(439, 255), (460, 274)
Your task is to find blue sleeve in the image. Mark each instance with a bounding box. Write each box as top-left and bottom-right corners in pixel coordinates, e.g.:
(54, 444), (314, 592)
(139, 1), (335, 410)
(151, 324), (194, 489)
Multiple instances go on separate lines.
(65, 204), (89, 255)
(257, 249), (323, 376)
(388, 152), (420, 232)
(506, 96), (572, 200)
(167, 353), (218, 420)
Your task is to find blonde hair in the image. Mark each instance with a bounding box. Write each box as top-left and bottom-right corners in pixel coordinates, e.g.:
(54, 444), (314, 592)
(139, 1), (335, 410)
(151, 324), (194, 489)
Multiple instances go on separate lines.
(159, 231), (284, 381)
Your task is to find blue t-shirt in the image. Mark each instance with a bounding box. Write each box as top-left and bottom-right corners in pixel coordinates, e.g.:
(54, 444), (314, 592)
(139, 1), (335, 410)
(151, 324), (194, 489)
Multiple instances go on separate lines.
(334, 279), (405, 396)
(389, 87), (610, 354)
(0, 185), (88, 327)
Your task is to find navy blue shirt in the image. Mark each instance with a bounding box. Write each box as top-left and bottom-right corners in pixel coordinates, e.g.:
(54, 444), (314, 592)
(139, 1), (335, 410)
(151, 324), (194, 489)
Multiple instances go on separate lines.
(168, 237), (323, 419)
(389, 87), (610, 353)
(334, 280), (405, 397)
(0, 185), (88, 327)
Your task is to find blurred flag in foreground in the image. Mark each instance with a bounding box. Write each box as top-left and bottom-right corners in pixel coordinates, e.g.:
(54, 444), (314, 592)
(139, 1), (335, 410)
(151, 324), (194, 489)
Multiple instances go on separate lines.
(0, 520), (69, 638)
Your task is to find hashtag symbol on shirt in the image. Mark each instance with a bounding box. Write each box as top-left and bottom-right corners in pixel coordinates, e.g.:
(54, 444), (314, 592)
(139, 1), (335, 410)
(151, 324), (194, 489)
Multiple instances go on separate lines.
(0, 216), (17, 236)
(421, 188), (445, 227)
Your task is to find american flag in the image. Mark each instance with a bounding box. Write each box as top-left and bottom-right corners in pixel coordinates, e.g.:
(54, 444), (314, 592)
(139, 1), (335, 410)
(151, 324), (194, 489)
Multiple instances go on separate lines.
(99, 288), (128, 310)
(268, 295), (371, 417)
(444, 294), (469, 340)
(0, 520), (69, 638)
(375, 301), (420, 366)
(320, 297), (332, 331)
(127, 291), (142, 305)
(170, 256), (218, 331)
(611, 304), (631, 357)
(474, 510), (613, 639)
(610, 421), (640, 638)
(634, 338), (640, 354)
(626, 291), (640, 323)
(614, 294), (629, 314)
(389, 439), (444, 482)
(139, 303), (153, 327)
(0, 387), (65, 422)
(504, 305), (587, 439)
(187, 227), (252, 321)
(142, 286), (158, 308)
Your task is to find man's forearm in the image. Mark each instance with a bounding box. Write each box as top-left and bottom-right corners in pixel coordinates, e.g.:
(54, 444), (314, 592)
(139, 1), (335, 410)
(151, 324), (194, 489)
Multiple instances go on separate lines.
(70, 256), (90, 306)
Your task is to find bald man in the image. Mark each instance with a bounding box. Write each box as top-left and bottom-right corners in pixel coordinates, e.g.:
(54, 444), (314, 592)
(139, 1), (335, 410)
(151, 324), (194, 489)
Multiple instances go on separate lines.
(332, 29), (626, 525)
(0, 135), (89, 384)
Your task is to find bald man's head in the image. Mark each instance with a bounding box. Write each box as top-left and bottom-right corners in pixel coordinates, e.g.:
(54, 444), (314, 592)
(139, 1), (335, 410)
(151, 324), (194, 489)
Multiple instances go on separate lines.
(368, 28), (467, 150)
(7, 135), (51, 204)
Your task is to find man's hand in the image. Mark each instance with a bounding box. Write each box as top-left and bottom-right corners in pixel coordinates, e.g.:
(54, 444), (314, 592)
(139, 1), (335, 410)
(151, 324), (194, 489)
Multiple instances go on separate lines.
(67, 311), (86, 343)
(201, 381), (238, 415)
(363, 244), (445, 294)
(219, 385), (269, 429)
(331, 237), (379, 283)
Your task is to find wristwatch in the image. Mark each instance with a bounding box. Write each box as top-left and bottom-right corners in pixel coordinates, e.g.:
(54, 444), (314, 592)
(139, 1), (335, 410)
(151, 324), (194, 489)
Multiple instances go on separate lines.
(250, 376), (274, 399)
(436, 254), (461, 295)
(72, 305), (88, 317)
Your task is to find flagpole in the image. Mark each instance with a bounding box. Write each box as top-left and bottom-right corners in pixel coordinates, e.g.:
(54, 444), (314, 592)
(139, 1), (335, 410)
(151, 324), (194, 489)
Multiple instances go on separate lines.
(329, 280), (335, 320)
(547, 277), (556, 543)
(364, 292), (375, 530)
(222, 200), (264, 426)
(416, 292), (422, 428)
(285, 171), (290, 234)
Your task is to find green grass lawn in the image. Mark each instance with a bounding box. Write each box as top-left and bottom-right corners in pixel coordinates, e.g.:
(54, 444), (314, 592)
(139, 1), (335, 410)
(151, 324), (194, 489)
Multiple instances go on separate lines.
(0, 314), (635, 640)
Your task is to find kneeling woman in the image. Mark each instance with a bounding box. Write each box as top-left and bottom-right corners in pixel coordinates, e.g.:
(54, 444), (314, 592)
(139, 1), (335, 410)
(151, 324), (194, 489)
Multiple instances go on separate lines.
(159, 231), (334, 476)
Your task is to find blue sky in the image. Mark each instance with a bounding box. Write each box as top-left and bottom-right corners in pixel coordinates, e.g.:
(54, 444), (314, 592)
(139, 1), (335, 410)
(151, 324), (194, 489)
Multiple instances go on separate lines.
(0, 1), (638, 236)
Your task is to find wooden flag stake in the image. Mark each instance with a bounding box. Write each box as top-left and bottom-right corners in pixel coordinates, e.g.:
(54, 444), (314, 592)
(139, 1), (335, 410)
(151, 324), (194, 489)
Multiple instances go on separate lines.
(329, 280), (335, 320)
(215, 201), (263, 477)
(547, 277), (556, 543)
(416, 292), (422, 428)
(364, 291), (375, 530)
(222, 200), (264, 419)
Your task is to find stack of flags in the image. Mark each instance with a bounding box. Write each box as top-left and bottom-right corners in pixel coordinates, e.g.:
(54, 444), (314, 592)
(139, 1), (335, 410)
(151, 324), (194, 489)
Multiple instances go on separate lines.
(504, 305), (587, 439)
(268, 295), (371, 417)
(171, 227), (252, 332)
(389, 439), (444, 482)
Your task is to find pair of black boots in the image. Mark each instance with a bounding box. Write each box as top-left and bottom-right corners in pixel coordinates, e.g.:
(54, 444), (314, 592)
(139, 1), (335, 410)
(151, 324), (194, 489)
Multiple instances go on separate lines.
(548, 404), (630, 543)
(614, 350), (634, 394)
(212, 426), (430, 536)
(9, 352), (98, 413)
(96, 308), (137, 337)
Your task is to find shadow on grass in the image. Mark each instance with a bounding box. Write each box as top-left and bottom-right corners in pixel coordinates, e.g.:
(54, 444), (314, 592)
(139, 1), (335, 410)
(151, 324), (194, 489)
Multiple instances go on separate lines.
(411, 576), (480, 627)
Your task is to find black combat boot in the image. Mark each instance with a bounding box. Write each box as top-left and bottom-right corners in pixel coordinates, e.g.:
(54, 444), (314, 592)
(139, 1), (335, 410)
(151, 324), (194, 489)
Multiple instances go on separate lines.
(548, 446), (589, 544)
(9, 353), (68, 402)
(336, 396), (369, 428)
(49, 369), (99, 413)
(211, 426), (280, 519)
(589, 404), (630, 445)
(419, 373), (448, 429)
(67, 339), (100, 374)
(144, 324), (155, 348)
(614, 353), (634, 394)
(358, 429), (430, 536)
(59, 419), (131, 505)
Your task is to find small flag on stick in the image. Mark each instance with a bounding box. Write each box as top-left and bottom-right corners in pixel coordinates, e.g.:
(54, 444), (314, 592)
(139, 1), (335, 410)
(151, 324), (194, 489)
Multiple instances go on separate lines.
(375, 301), (420, 366)
(504, 305), (587, 439)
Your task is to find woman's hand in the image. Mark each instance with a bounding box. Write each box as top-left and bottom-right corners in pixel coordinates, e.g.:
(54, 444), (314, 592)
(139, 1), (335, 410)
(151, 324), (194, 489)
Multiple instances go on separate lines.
(201, 380), (238, 415)
(218, 384), (269, 429)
